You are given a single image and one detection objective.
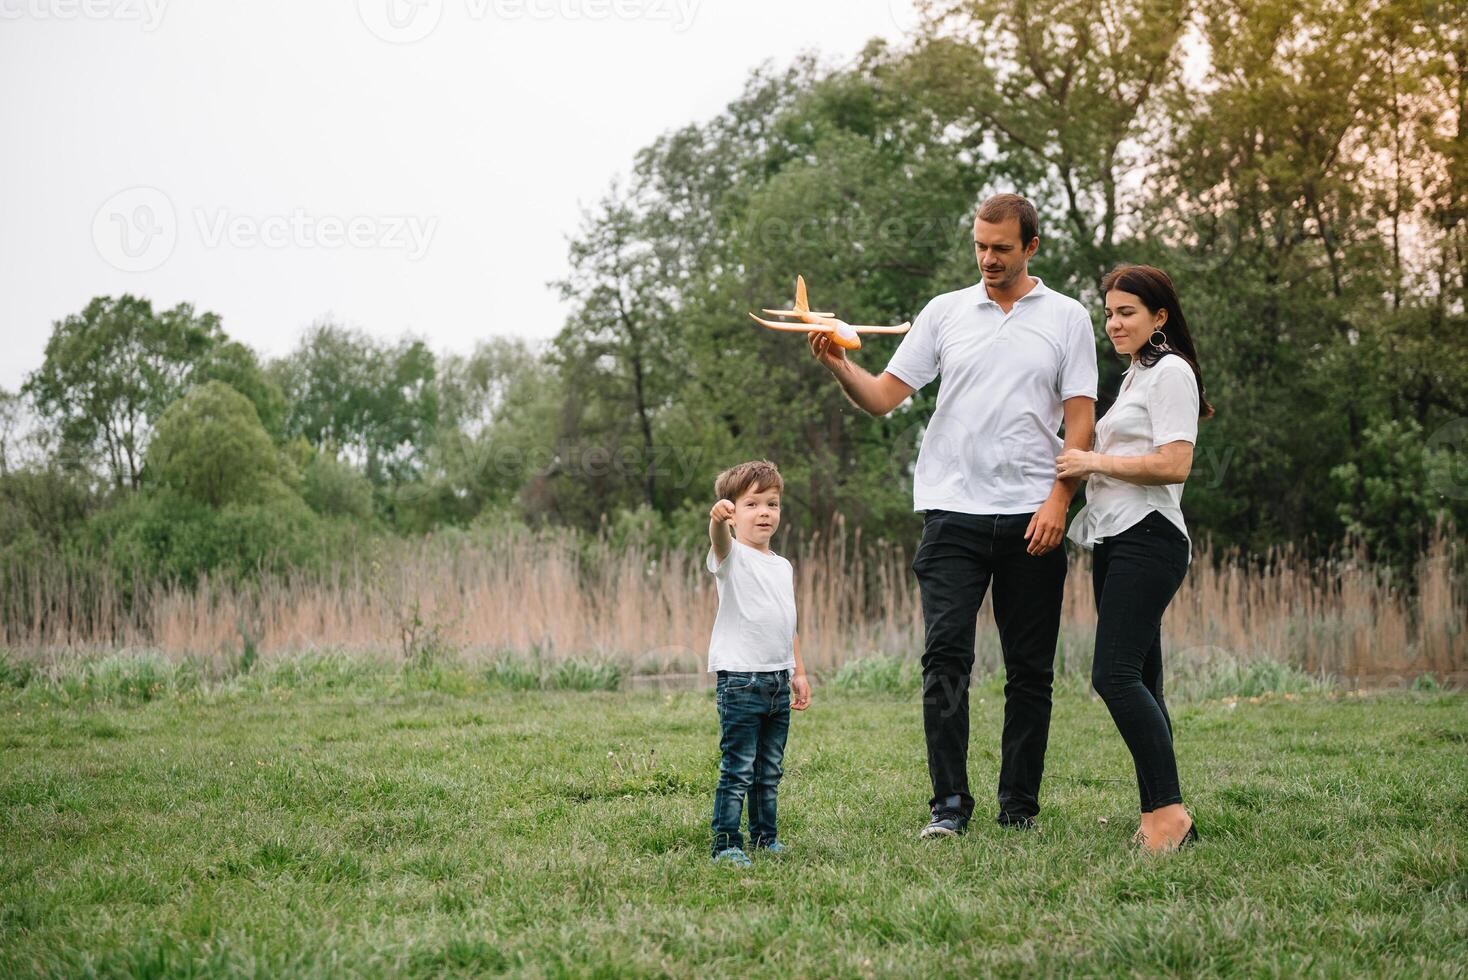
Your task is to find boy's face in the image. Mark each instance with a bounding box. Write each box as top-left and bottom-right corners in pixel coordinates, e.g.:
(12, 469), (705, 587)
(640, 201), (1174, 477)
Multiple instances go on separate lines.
(731, 484), (780, 547)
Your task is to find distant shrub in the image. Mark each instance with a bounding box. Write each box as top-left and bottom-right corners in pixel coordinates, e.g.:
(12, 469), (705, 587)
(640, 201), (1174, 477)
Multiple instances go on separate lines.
(0, 650), (33, 689)
(547, 659), (622, 692)
(829, 656), (921, 695)
(32, 652), (205, 705)
(1184, 658), (1334, 701)
(244, 651), (384, 692)
(1411, 672), (1441, 692)
(148, 381), (293, 509)
(302, 450), (374, 520)
(483, 655), (542, 691)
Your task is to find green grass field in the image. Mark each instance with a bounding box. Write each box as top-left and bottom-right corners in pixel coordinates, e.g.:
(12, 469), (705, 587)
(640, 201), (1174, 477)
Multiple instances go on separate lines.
(2, 663), (1465, 977)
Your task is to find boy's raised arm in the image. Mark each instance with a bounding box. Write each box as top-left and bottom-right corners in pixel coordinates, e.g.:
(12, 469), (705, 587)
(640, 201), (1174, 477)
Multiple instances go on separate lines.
(709, 498), (735, 565)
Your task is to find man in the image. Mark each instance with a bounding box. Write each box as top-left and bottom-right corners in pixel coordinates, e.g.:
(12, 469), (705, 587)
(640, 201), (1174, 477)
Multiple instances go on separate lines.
(808, 193), (1097, 836)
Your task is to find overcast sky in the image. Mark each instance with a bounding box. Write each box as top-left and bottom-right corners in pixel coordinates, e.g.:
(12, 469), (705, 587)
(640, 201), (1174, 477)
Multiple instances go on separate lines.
(0, 0), (921, 393)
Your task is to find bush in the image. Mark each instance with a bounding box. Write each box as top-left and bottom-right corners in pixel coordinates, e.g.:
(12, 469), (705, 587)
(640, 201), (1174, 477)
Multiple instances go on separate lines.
(242, 652), (383, 693)
(0, 650), (33, 689)
(302, 451), (374, 520)
(1186, 658), (1334, 701)
(483, 654), (543, 691)
(828, 656), (921, 694)
(148, 381), (294, 508)
(547, 659), (622, 692)
(27, 652), (205, 705)
(86, 491), (326, 586)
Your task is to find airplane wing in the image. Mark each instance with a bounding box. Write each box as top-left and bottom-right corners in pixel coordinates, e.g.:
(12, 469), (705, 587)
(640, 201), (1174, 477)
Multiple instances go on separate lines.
(849, 322), (912, 334)
(749, 313), (829, 332)
(761, 309), (836, 318)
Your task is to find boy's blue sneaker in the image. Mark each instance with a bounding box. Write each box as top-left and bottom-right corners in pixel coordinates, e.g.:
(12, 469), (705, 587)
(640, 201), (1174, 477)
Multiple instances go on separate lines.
(755, 840), (787, 854)
(711, 847), (753, 867)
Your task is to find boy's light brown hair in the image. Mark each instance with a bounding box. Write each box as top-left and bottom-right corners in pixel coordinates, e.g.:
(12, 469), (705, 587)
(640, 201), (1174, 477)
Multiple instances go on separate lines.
(714, 459), (784, 504)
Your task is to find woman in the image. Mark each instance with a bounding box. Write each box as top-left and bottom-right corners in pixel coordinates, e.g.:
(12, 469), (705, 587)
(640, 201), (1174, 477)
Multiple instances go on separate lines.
(1057, 264), (1214, 853)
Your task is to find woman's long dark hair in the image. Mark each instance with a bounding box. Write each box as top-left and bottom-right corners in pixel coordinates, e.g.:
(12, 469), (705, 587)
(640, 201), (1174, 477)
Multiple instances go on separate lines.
(1101, 264), (1214, 419)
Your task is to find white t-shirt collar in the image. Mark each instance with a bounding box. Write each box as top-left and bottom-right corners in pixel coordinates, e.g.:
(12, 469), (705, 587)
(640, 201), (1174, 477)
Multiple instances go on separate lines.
(975, 275), (1048, 308)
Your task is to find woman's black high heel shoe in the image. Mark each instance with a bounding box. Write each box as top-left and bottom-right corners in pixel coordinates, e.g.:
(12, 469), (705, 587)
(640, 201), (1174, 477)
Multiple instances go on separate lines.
(1177, 823), (1199, 849)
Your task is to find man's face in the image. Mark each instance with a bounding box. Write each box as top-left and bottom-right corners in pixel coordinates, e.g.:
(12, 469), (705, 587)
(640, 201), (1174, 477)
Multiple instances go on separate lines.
(732, 484), (780, 546)
(973, 215), (1037, 291)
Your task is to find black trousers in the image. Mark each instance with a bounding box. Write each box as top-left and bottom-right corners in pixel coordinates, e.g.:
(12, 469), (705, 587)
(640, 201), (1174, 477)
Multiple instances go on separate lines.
(911, 509), (1068, 823)
(1090, 510), (1190, 812)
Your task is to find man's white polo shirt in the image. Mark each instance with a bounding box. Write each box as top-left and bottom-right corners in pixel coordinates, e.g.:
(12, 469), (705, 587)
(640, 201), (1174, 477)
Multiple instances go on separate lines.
(884, 276), (1098, 515)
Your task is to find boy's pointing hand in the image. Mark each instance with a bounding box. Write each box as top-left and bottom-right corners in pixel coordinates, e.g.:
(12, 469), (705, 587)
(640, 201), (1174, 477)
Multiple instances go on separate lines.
(709, 498), (736, 524)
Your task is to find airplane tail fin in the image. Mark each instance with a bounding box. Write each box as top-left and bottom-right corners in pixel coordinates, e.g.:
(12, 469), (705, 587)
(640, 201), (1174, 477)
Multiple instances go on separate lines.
(794, 275), (809, 313)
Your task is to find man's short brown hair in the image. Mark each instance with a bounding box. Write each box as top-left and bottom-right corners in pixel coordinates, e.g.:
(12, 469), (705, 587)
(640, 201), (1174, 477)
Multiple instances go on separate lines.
(976, 193), (1039, 246)
(714, 459), (784, 503)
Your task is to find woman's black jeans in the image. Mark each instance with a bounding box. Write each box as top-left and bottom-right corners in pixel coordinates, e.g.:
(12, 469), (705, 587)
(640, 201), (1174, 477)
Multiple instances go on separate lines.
(911, 509), (1068, 825)
(1090, 510), (1190, 812)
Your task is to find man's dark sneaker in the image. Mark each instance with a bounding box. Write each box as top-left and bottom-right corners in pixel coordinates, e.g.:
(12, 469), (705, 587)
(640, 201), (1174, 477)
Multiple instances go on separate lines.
(997, 813), (1038, 831)
(919, 813), (967, 839)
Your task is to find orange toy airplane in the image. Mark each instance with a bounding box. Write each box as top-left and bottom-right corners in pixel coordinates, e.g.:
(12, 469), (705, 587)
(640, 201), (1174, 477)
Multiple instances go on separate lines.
(748, 276), (911, 350)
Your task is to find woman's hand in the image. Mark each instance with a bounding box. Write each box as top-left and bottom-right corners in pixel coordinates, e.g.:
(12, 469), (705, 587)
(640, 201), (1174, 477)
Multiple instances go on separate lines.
(1056, 449), (1102, 480)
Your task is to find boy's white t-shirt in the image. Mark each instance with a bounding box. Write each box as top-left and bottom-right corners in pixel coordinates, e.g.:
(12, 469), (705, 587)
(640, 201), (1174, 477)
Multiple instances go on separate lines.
(705, 538), (797, 673)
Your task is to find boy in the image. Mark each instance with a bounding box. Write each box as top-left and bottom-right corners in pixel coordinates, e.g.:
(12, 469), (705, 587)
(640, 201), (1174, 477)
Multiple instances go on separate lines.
(706, 459), (812, 866)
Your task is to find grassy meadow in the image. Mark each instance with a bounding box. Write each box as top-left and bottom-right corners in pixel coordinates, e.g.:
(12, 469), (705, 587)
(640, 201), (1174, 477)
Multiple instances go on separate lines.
(2, 657), (1465, 977)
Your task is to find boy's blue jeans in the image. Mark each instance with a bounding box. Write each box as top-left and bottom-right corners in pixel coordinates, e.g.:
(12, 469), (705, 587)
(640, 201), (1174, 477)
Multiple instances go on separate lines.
(711, 668), (791, 854)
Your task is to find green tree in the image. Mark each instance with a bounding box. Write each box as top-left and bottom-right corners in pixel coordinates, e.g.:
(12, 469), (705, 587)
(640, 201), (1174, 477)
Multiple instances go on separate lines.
(301, 447), (375, 521)
(146, 381), (292, 509)
(194, 340), (288, 441)
(270, 322), (438, 487)
(402, 338), (559, 530)
(1331, 418), (1468, 567)
(1136, 0), (1465, 556)
(0, 389), (20, 478)
(909, 0), (1190, 290)
(551, 187), (680, 513)
(545, 47), (1002, 542)
(23, 296), (223, 489)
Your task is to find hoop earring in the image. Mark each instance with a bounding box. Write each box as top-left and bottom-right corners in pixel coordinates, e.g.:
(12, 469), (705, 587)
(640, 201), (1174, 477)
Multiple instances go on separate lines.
(1149, 330), (1171, 351)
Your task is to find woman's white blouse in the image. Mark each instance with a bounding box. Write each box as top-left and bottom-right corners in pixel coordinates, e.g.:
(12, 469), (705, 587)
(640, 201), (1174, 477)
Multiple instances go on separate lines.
(1067, 354), (1200, 556)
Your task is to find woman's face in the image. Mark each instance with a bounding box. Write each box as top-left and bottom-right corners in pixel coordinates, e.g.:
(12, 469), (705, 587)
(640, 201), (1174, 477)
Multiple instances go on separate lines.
(1104, 288), (1168, 358)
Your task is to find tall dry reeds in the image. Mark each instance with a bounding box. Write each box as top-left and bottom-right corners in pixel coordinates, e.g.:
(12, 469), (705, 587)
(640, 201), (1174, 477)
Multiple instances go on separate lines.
(2, 520), (1463, 684)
